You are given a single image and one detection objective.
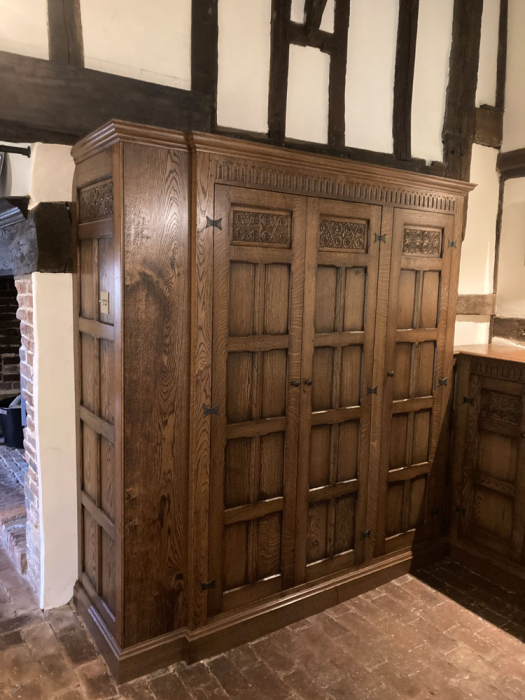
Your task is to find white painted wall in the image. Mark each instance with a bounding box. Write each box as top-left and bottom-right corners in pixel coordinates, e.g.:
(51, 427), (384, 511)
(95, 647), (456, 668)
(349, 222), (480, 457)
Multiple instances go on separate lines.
(502, 0), (525, 151)
(32, 272), (77, 608)
(0, 0), (49, 59)
(286, 45), (330, 144)
(497, 177), (525, 318)
(458, 145), (499, 296)
(454, 317), (490, 346)
(80, 0), (191, 90)
(345, 0), (398, 154)
(30, 144), (75, 207)
(411, 0), (453, 163)
(217, 0), (271, 133)
(476, 0), (500, 107)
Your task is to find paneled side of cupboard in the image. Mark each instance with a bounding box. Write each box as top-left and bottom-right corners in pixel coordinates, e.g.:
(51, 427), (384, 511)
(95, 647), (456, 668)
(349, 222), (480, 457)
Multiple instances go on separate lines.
(72, 121), (474, 682)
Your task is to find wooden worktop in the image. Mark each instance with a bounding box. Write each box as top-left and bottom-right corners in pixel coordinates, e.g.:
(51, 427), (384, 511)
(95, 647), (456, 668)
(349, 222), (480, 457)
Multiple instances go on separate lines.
(454, 343), (525, 364)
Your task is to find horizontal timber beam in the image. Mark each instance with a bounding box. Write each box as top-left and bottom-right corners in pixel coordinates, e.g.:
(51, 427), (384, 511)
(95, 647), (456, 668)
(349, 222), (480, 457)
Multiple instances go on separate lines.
(0, 51), (212, 144)
(456, 294), (496, 316)
(474, 107), (503, 149)
(492, 317), (525, 345)
(497, 149), (525, 179)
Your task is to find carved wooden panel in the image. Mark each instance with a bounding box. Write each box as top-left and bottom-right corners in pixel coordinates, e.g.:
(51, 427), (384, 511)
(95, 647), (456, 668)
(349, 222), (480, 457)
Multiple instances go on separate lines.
(402, 228), (442, 257)
(79, 181), (114, 222)
(319, 218), (367, 250)
(481, 391), (522, 425)
(231, 209), (291, 247)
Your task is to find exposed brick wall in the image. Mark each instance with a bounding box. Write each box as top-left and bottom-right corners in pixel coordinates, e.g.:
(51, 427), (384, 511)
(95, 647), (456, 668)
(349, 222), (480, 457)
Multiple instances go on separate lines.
(0, 277), (21, 400)
(14, 275), (40, 597)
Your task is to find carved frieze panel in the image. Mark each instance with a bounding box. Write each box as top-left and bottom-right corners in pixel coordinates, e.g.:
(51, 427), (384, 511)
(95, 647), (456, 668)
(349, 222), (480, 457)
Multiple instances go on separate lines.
(231, 210), (291, 246)
(78, 181), (114, 223)
(215, 160), (457, 213)
(402, 228), (442, 257)
(480, 390), (522, 425)
(471, 357), (525, 384)
(319, 218), (367, 250)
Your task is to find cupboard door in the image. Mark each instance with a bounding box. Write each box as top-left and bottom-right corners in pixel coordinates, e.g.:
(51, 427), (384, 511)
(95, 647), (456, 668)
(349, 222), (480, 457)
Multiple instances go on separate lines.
(461, 373), (525, 563)
(296, 199), (382, 582)
(208, 186), (307, 616)
(376, 210), (455, 555)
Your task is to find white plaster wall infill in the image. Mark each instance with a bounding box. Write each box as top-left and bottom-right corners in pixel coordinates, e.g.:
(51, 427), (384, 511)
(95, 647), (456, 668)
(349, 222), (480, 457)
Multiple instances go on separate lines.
(32, 272), (77, 609)
(454, 318), (491, 346)
(29, 144), (75, 208)
(217, 0), (272, 133)
(291, 0), (334, 30)
(411, 0), (453, 163)
(502, 0), (525, 151)
(497, 177), (525, 318)
(286, 45), (330, 144)
(0, 0), (49, 59)
(345, 0), (398, 154)
(80, 0), (191, 89)
(476, 0), (500, 107)
(458, 145), (499, 296)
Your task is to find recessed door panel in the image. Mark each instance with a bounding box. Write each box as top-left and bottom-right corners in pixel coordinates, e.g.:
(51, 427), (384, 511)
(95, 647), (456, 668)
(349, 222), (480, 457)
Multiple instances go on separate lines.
(296, 199), (382, 583)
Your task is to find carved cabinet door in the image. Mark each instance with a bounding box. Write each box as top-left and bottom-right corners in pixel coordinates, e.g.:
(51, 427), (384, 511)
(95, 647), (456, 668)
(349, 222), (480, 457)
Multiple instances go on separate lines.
(375, 209), (456, 556)
(207, 185), (307, 616)
(460, 372), (525, 564)
(295, 198), (382, 583)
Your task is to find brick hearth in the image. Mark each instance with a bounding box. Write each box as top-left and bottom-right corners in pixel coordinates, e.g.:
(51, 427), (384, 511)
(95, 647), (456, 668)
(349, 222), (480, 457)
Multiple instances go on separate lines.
(0, 446), (27, 576)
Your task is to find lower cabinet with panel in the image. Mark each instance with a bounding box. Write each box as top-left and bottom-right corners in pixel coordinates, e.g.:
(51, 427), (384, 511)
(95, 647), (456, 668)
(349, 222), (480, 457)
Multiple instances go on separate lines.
(72, 121), (472, 681)
(450, 345), (525, 587)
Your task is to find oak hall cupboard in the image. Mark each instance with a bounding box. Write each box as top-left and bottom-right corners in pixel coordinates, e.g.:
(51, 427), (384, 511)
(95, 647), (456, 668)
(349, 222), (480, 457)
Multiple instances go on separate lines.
(72, 121), (473, 681)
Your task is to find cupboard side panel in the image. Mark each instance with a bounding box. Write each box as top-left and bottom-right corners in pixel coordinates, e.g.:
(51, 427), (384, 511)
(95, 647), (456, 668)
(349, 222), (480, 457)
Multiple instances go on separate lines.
(122, 143), (191, 647)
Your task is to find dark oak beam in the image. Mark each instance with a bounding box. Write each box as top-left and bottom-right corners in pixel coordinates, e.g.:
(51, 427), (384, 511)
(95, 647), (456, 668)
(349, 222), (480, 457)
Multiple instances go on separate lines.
(443, 0), (483, 180)
(393, 0), (419, 161)
(47, 0), (84, 68)
(328, 0), (351, 149)
(304, 0), (329, 39)
(492, 317), (525, 345)
(496, 0), (509, 111)
(497, 149), (525, 178)
(268, 0), (293, 144)
(0, 52), (212, 144)
(192, 0), (218, 126)
(456, 294), (496, 316)
(288, 22), (335, 52)
(474, 107), (503, 148)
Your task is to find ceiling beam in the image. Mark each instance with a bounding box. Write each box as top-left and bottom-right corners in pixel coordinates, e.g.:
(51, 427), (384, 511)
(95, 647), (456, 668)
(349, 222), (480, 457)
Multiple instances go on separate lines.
(47, 0), (84, 68)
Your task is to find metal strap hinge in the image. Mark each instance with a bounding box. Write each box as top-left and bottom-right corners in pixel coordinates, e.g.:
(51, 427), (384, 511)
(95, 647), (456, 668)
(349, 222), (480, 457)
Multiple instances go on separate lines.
(374, 233), (386, 243)
(203, 404), (219, 417)
(367, 386), (378, 395)
(361, 530), (372, 539)
(438, 377), (448, 387)
(201, 579), (216, 591)
(463, 396), (474, 405)
(206, 216), (223, 230)
(448, 240), (457, 248)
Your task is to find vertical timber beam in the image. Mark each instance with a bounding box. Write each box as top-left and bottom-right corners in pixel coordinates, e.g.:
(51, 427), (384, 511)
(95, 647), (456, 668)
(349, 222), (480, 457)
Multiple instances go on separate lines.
(393, 0), (419, 161)
(269, 0), (293, 144)
(192, 0), (219, 126)
(328, 0), (351, 148)
(442, 0), (483, 181)
(496, 0), (509, 111)
(47, 0), (84, 68)
(304, 0), (329, 38)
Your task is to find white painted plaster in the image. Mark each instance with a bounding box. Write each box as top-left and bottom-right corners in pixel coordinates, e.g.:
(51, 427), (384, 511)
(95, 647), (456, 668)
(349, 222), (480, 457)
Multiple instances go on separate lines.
(454, 318), (491, 347)
(411, 0), (453, 163)
(32, 272), (77, 609)
(497, 178), (525, 317)
(80, 0), (191, 90)
(29, 144), (75, 207)
(286, 45), (330, 144)
(320, 0), (335, 33)
(502, 0), (525, 151)
(0, 142), (32, 198)
(291, 0), (306, 24)
(345, 0), (398, 154)
(458, 145), (499, 295)
(476, 0), (500, 107)
(0, 0), (48, 59)
(217, 0), (271, 133)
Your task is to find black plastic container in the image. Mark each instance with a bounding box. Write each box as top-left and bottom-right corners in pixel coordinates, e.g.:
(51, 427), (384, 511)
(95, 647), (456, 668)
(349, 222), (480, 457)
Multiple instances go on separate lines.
(0, 404), (24, 448)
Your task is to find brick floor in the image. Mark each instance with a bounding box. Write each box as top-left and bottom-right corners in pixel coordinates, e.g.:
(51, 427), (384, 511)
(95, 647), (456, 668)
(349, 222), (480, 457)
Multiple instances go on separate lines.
(1, 544), (525, 698)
